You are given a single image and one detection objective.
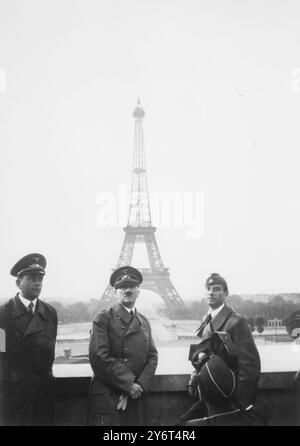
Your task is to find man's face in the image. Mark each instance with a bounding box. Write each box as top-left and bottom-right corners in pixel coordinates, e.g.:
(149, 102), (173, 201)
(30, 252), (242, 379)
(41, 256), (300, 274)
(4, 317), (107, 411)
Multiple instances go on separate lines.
(16, 273), (44, 300)
(205, 284), (228, 310)
(116, 286), (139, 309)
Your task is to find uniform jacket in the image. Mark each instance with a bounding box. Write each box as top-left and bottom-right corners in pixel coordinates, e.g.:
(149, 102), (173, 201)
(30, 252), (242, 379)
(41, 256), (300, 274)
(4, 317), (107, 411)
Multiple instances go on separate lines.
(0, 295), (57, 425)
(88, 303), (158, 418)
(196, 304), (261, 405)
(0, 295), (57, 373)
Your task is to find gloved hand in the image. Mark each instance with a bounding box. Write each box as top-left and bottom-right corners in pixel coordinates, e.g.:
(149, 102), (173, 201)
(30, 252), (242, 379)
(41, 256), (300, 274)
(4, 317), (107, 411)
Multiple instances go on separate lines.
(116, 394), (128, 411)
(187, 371), (200, 400)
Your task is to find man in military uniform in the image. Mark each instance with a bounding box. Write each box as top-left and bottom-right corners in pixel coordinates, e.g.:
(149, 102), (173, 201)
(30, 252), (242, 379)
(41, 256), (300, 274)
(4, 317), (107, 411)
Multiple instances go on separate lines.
(194, 273), (261, 406)
(0, 253), (57, 426)
(88, 266), (158, 426)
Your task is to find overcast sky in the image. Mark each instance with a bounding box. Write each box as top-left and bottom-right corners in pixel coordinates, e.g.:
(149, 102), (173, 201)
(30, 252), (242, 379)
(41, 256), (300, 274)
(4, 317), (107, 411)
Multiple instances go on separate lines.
(0, 1), (300, 305)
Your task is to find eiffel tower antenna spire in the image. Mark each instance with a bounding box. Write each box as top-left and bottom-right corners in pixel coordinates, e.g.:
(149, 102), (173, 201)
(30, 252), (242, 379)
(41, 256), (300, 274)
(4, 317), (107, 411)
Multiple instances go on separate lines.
(99, 102), (186, 316)
(128, 99), (151, 227)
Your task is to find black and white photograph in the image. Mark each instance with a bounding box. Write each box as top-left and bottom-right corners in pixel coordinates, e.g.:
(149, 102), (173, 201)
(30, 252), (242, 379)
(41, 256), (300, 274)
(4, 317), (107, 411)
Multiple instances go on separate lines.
(0, 0), (300, 430)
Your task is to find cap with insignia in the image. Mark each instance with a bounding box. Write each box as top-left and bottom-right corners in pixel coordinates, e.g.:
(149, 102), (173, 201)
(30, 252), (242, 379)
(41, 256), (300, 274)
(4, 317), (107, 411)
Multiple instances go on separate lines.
(110, 266), (143, 289)
(10, 253), (47, 277)
(205, 273), (228, 293)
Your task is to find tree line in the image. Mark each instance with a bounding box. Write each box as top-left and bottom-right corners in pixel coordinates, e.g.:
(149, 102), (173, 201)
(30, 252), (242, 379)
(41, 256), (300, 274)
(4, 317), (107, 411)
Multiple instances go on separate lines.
(48, 299), (99, 324)
(48, 294), (300, 333)
(161, 294), (300, 332)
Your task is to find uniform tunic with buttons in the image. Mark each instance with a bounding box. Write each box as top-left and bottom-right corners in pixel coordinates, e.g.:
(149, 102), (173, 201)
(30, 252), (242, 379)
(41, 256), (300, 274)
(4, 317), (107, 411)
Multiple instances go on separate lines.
(88, 303), (158, 426)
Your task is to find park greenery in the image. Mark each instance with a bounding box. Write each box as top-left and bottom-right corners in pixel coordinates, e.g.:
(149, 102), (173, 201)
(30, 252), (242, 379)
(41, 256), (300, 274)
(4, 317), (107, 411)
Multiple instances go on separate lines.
(48, 299), (99, 323)
(47, 294), (300, 336)
(161, 294), (300, 334)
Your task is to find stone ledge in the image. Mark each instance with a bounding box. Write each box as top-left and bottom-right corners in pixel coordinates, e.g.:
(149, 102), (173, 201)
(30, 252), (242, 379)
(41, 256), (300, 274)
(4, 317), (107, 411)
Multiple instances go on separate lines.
(54, 371), (298, 395)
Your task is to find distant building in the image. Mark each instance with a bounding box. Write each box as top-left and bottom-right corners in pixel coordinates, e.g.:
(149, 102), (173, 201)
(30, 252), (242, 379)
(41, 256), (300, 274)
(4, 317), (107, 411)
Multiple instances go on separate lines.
(267, 318), (283, 328)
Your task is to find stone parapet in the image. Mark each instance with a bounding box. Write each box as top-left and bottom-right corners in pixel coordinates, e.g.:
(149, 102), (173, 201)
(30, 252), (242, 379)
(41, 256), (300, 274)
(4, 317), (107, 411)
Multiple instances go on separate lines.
(54, 371), (300, 426)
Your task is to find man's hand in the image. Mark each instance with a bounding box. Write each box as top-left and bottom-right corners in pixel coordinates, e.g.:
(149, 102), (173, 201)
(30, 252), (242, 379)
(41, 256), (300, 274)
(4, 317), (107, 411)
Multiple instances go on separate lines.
(130, 382), (144, 399)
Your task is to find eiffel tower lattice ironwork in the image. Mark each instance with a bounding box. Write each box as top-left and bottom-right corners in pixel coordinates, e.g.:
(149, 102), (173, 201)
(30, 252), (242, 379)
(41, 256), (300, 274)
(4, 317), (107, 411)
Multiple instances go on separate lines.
(99, 100), (186, 315)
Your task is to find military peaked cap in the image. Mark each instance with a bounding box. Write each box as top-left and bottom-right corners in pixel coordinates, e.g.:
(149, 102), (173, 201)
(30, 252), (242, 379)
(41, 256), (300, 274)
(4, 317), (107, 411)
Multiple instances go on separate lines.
(11, 253), (47, 277)
(110, 266), (143, 289)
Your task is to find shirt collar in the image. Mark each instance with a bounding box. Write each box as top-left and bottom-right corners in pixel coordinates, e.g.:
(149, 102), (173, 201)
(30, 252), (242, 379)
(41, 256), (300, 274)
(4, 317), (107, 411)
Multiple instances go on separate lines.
(18, 292), (38, 312)
(121, 304), (135, 314)
(209, 302), (225, 319)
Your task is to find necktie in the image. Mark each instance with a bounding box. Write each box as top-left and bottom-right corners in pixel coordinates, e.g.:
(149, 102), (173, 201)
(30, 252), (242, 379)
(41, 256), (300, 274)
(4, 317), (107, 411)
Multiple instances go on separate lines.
(196, 313), (212, 336)
(203, 313), (212, 325)
(28, 302), (34, 316)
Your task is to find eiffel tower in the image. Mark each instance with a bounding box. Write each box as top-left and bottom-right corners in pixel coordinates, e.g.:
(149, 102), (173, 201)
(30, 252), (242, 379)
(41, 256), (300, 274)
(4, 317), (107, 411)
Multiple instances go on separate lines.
(99, 100), (186, 315)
